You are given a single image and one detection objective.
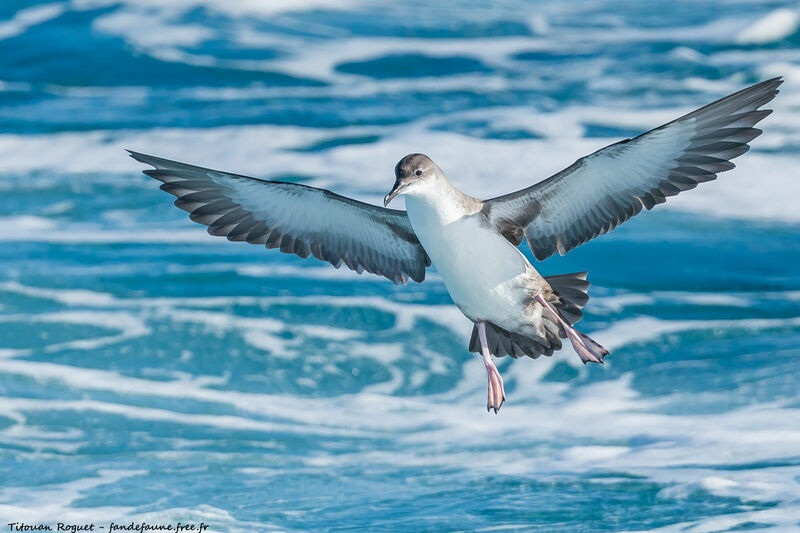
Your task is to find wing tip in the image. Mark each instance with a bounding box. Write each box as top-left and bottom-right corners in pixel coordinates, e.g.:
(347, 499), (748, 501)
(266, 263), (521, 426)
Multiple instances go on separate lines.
(745, 76), (783, 108)
(745, 76), (783, 97)
(762, 75), (783, 89)
(126, 149), (160, 169)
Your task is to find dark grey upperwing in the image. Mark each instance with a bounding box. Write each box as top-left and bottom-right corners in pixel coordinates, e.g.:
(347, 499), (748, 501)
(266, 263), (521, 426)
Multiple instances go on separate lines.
(483, 77), (782, 261)
(129, 151), (430, 284)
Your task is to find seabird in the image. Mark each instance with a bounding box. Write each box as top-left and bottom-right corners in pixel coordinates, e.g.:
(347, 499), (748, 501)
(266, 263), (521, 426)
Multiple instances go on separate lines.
(129, 77), (781, 413)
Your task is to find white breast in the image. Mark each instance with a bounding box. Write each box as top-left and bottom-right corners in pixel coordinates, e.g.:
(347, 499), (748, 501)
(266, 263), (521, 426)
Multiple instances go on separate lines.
(405, 195), (532, 323)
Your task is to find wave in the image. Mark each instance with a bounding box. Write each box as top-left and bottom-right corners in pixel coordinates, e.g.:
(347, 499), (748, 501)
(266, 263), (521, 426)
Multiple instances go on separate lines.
(2, 351), (800, 528)
(2, 2), (799, 528)
(0, 3), (67, 41)
(0, 304), (796, 408)
(737, 8), (800, 44)
(0, 469), (142, 523)
(1, 106), (798, 223)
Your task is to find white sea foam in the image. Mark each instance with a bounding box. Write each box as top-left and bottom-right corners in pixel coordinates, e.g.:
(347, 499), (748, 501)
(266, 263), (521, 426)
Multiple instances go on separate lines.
(594, 290), (751, 313)
(75, 0), (359, 17)
(0, 281), (251, 309)
(0, 309), (798, 521)
(1, 93), (796, 223)
(0, 310), (150, 356)
(296, 324), (364, 341)
(600, 315), (800, 352)
(0, 216), (216, 244)
(0, 3), (67, 41)
(1, 476), (250, 531)
(0, 313), (795, 423)
(93, 9), (214, 49)
(236, 263), (380, 282)
(3, 280), (794, 363)
(240, 329), (298, 360)
(736, 8), (800, 44)
(0, 397), (362, 437)
(0, 424), (85, 454)
(644, 471), (800, 532)
(268, 36), (549, 82)
(0, 281), (117, 306)
(0, 469), (140, 522)
(78, 0), (772, 89)
(2, 2), (799, 528)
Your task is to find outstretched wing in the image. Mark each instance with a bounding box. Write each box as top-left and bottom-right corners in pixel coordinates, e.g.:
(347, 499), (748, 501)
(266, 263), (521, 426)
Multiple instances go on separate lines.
(484, 77), (782, 261)
(129, 151), (430, 284)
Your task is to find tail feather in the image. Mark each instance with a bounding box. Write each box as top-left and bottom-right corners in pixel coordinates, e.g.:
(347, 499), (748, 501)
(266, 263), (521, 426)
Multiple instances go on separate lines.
(468, 271), (608, 362)
(469, 321), (555, 359)
(545, 271), (590, 325)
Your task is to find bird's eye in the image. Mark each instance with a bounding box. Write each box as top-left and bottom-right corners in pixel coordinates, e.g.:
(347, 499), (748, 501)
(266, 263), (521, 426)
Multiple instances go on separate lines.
(415, 169), (423, 176)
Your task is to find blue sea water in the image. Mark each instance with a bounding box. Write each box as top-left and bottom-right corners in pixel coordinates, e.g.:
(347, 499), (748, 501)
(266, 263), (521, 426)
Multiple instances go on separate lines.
(1, 0), (800, 531)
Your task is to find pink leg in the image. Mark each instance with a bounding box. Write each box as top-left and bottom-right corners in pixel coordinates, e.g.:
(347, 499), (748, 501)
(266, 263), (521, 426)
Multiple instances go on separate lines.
(535, 294), (607, 364)
(476, 321), (505, 413)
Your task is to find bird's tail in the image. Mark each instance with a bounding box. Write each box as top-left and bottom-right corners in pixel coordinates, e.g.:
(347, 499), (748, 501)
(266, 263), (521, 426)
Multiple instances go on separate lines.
(543, 271), (590, 326)
(467, 271), (608, 362)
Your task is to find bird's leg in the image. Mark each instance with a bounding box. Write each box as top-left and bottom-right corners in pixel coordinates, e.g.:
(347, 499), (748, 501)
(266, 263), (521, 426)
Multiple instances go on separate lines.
(535, 294), (607, 364)
(476, 321), (505, 413)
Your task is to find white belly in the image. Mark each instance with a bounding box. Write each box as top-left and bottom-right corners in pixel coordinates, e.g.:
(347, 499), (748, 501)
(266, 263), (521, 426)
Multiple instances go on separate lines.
(405, 196), (534, 323)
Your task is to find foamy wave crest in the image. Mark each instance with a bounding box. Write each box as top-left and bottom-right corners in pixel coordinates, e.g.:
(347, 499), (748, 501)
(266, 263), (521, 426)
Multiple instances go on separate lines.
(0, 3), (67, 41)
(737, 8), (800, 45)
(1, 104), (798, 224)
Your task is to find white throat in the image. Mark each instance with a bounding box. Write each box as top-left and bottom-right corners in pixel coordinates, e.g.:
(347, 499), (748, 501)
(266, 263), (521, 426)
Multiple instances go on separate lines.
(403, 175), (480, 225)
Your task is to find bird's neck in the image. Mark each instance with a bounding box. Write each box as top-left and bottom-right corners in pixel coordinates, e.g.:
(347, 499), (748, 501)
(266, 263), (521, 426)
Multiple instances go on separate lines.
(405, 176), (482, 226)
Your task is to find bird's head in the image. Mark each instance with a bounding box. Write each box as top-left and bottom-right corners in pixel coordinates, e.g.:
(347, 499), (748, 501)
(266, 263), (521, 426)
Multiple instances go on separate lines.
(384, 153), (443, 207)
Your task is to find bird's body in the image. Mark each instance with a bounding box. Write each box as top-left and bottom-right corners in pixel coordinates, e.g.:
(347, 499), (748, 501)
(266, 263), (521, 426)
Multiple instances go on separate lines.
(129, 77), (783, 413)
(405, 190), (526, 322)
(395, 153), (603, 372)
(404, 180), (547, 344)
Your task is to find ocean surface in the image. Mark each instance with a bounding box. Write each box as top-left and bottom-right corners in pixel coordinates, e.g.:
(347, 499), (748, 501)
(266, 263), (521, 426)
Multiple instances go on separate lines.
(1, 1), (799, 531)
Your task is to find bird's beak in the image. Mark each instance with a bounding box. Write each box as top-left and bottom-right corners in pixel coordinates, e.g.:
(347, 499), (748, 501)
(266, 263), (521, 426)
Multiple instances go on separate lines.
(383, 180), (409, 207)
